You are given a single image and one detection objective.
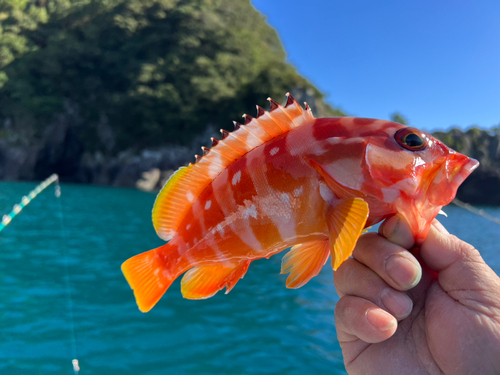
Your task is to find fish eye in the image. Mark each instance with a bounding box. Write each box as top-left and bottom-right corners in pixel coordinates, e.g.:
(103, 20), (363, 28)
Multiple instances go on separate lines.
(394, 127), (427, 151)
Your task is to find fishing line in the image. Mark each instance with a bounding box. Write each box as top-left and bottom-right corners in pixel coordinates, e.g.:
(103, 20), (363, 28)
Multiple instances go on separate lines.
(0, 174), (59, 232)
(54, 179), (81, 374)
(452, 199), (500, 226)
(0, 175), (81, 373)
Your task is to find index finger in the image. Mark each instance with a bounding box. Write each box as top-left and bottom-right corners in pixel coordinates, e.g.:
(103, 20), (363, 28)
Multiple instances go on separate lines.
(353, 233), (421, 291)
(378, 214), (415, 250)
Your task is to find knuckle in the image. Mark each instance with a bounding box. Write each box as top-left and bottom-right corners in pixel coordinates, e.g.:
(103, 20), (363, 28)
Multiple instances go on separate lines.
(450, 234), (479, 258)
(334, 295), (354, 319)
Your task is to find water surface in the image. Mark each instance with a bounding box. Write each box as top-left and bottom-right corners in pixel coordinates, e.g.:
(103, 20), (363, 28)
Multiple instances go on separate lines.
(0, 182), (498, 374)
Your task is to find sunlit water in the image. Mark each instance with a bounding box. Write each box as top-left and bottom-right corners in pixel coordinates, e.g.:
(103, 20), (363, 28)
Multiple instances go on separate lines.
(0, 182), (499, 375)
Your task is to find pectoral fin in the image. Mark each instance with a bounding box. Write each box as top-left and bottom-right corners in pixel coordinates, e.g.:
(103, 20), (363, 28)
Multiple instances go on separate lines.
(327, 198), (369, 270)
(280, 240), (330, 288)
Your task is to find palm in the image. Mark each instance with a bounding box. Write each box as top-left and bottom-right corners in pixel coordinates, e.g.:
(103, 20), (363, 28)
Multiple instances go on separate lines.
(343, 261), (500, 374)
(341, 265), (435, 373)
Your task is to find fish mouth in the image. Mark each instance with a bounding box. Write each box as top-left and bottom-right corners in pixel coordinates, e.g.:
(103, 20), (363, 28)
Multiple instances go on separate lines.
(449, 156), (479, 191)
(427, 153), (479, 206)
(408, 153), (478, 243)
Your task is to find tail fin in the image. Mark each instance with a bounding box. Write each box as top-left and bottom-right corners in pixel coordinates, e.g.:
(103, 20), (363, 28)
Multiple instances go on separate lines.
(121, 245), (177, 312)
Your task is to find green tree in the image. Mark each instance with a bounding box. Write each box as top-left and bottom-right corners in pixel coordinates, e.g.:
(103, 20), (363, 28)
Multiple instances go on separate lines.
(0, 0), (343, 152)
(390, 112), (408, 125)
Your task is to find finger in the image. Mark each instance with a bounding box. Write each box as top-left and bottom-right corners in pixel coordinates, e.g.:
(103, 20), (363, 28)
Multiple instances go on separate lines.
(335, 295), (397, 344)
(353, 233), (422, 291)
(430, 218), (449, 235)
(334, 258), (413, 320)
(420, 221), (500, 294)
(378, 213), (414, 249)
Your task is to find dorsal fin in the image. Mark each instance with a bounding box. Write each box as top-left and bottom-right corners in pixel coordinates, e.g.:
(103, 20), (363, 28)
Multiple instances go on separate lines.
(152, 93), (315, 241)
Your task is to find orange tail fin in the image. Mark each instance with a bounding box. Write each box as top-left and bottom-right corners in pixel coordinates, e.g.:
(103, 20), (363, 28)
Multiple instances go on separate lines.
(121, 245), (178, 312)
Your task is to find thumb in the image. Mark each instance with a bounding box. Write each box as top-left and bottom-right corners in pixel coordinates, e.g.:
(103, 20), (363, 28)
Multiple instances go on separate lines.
(419, 220), (500, 299)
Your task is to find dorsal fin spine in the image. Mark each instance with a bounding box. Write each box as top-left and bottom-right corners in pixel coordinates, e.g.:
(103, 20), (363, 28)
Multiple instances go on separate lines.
(208, 146), (234, 161)
(264, 111), (287, 132)
(242, 114), (254, 125)
(256, 105), (266, 118)
(244, 113), (273, 137)
(226, 130), (253, 148)
(235, 122), (262, 141)
(267, 97), (280, 111)
(151, 94), (314, 240)
(217, 136), (244, 155)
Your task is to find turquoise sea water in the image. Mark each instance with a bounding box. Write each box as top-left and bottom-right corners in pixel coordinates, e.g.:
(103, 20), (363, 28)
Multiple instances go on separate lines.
(0, 181), (499, 375)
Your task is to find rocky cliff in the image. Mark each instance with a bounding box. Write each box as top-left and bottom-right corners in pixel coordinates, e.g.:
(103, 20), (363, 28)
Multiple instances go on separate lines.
(433, 128), (500, 205)
(1, 106), (499, 205)
(0, 89), (333, 189)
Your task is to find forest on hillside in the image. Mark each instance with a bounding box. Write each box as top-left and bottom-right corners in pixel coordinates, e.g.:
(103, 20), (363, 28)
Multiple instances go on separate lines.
(0, 0), (341, 150)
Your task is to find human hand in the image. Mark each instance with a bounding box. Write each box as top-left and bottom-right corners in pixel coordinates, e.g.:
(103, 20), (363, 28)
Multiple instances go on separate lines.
(334, 214), (500, 374)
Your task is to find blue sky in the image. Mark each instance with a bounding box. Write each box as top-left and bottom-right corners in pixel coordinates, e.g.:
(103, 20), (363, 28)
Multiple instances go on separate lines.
(251, 0), (500, 132)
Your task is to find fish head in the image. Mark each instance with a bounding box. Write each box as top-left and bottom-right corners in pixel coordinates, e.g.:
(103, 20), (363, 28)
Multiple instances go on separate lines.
(363, 123), (479, 242)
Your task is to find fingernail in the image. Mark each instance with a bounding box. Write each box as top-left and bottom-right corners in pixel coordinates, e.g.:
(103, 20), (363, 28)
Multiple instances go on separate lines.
(385, 253), (422, 289)
(382, 216), (401, 238)
(380, 215), (414, 249)
(366, 308), (396, 331)
(381, 289), (413, 319)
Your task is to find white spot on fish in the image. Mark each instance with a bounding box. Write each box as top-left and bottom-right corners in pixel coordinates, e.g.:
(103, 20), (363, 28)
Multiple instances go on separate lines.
(326, 137), (362, 145)
(154, 268), (160, 276)
(205, 200), (212, 210)
(242, 204), (258, 219)
(186, 191), (194, 202)
(319, 180), (335, 204)
(328, 158), (364, 190)
(269, 147), (279, 156)
(293, 186), (303, 197)
(207, 152), (225, 179)
(256, 193), (296, 242)
(158, 228), (176, 241)
(186, 224), (191, 230)
(280, 193), (291, 207)
(162, 270), (170, 278)
(232, 170), (241, 186)
(381, 188), (399, 203)
(394, 177), (418, 193)
(216, 224), (225, 236)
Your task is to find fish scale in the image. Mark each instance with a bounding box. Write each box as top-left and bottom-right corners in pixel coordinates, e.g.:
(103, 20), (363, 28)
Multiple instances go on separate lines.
(122, 93), (479, 312)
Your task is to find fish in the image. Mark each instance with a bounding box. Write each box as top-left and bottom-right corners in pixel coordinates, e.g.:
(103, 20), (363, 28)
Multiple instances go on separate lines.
(122, 93), (479, 312)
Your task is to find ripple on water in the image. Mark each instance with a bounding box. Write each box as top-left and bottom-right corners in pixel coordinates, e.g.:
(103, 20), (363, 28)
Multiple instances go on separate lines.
(1, 182), (499, 374)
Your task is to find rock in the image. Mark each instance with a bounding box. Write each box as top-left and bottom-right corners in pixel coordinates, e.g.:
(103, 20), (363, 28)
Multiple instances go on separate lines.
(136, 168), (161, 191)
(432, 127), (500, 205)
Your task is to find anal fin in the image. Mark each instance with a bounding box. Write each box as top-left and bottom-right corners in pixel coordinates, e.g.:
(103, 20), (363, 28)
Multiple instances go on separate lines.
(280, 240), (330, 288)
(327, 198), (369, 270)
(181, 260), (251, 299)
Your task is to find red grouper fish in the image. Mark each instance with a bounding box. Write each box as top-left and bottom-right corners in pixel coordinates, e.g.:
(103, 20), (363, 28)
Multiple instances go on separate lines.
(122, 93), (479, 312)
